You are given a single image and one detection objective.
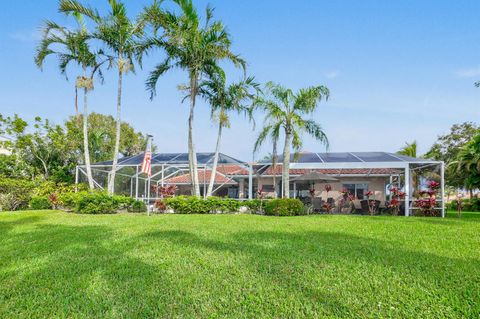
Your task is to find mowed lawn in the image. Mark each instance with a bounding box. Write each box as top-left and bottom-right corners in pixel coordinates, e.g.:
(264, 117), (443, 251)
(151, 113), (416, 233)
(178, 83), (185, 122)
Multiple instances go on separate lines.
(0, 211), (479, 318)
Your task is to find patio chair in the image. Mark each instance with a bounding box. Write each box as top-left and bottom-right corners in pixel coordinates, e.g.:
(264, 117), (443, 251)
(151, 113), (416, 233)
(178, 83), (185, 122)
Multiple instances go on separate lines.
(312, 197), (323, 212)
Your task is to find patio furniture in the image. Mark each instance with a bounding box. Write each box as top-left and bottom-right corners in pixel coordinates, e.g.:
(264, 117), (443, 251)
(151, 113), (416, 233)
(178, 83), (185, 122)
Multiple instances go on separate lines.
(312, 197), (323, 212)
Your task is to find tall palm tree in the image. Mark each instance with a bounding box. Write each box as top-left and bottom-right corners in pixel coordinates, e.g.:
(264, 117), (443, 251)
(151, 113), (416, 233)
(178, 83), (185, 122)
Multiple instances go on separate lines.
(60, 0), (144, 194)
(143, 0), (245, 197)
(198, 71), (258, 197)
(35, 14), (102, 189)
(397, 141), (417, 157)
(455, 133), (480, 196)
(254, 82), (330, 198)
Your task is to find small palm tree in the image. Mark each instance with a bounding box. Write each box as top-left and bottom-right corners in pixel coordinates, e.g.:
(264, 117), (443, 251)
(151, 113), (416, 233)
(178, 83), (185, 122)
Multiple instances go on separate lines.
(198, 71), (258, 197)
(254, 82), (330, 198)
(397, 141), (417, 157)
(60, 0), (145, 194)
(35, 14), (103, 189)
(143, 0), (245, 197)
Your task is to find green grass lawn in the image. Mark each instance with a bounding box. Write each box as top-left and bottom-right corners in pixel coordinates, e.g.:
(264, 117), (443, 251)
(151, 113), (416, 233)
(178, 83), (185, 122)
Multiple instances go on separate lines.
(1, 211), (479, 318)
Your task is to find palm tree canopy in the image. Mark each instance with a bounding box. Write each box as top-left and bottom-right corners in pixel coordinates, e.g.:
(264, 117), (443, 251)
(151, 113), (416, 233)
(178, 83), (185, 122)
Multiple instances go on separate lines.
(198, 71), (259, 127)
(253, 82), (330, 154)
(35, 16), (97, 76)
(142, 0), (246, 98)
(59, 0), (144, 73)
(397, 141), (417, 158)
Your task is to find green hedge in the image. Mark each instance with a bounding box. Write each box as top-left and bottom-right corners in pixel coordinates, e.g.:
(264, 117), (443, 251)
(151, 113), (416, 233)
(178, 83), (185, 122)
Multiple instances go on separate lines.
(165, 196), (241, 214)
(57, 191), (143, 214)
(448, 198), (480, 212)
(29, 196), (52, 210)
(263, 198), (305, 216)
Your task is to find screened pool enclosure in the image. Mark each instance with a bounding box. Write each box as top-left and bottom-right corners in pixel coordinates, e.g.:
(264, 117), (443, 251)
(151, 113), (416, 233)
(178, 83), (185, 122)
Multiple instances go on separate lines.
(76, 151), (445, 217)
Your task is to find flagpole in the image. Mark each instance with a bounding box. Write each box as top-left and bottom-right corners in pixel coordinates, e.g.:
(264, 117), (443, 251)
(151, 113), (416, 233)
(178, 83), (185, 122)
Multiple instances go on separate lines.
(144, 135), (153, 216)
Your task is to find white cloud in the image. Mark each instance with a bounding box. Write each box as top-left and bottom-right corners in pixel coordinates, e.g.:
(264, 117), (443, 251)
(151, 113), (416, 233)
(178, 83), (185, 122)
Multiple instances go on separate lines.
(324, 70), (340, 79)
(9, 30), (41, 43)
(453, 66), (480, 78)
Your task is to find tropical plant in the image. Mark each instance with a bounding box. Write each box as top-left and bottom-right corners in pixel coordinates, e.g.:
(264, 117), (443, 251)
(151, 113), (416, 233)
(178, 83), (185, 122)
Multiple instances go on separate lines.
(425, 122), (479, 190)
(454, 133), (480, 192)
(143, 0), (245, 196)
(35, 12), (105, 189)
(60, 0), (145, 194)
(397, 141), (417, 157)
(254, 82), (330, 198)
(198, 70), (258, 197)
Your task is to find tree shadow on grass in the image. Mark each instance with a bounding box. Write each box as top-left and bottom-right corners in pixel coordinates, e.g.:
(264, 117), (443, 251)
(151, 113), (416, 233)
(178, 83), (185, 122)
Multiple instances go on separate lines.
(0, 223), (205, 318)
(142, 228), (480, 317)
(0, 214), (45, 235)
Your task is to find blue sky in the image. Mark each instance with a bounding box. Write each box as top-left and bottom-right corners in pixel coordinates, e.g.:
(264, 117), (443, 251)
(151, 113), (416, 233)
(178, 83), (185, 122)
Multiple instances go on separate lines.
(1, 0), (479, 160)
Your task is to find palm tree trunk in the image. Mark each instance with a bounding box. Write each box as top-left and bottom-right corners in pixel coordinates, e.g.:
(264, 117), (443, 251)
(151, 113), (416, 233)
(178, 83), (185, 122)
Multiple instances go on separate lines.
(83, 86), (94, 189)
(272, 140), (278, 198)
(282, 130), (291, 198)
(75, 86), (80, 123)
(188, 72), (200, 197)
(108, 67), (123, 194)
(207, 118), (223, 197)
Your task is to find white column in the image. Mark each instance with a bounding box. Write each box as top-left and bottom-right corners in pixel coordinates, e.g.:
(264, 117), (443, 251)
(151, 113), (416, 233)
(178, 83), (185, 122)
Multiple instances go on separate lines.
(404, 165), (410, 216)
(293, 182), (297, 198)
(75, 166), (79, 193)
(161, 164), (165, 187)
(135, 166), (139, 200)
(239, 179), (245, 198)
(248, 164), (253, 199)
(441, 162), (445, 218)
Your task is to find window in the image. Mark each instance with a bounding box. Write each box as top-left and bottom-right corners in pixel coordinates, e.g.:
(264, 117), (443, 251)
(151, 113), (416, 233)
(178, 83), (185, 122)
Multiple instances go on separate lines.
(342, 183), (368, 199)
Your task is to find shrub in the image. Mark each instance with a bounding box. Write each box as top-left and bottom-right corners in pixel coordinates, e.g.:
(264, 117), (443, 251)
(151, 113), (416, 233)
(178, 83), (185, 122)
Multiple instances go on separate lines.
(243, 199), (268, 213)
(164, 196), (241, 214)
(448, 198), (480, 212)
(0, 178), (35, 211)
(129, 200), (147, 213)
(58, 191), (84, 210)
(29, 196), (52, 210)
(263, 198), (305, 216)
(75, 192), (120, 214)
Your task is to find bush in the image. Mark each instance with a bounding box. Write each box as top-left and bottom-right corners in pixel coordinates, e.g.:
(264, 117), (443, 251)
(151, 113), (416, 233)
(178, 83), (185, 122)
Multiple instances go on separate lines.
(448, 198), (480, 212)
(0, 178), (35, 211)
(243, 199), (268, 213)
(263, 198), (305, 216)
(29, 196), (52, 210)
(164, 196), (241, 214)
(75, 192), (120, 214)
(129, 200), (147, 213)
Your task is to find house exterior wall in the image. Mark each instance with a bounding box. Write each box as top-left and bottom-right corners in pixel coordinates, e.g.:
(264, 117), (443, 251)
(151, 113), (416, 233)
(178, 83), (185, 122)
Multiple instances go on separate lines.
(258, 176), (388, 202)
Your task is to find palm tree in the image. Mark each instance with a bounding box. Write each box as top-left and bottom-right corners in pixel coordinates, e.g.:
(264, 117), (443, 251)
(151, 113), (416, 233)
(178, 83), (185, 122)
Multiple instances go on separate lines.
(455, 133), (480, 196)
(254, 82), (330, 198)
(60, 0), (144, 194)
(198, 71), (258, 197)
(35, 14), (102, 190)
(397, 141), (417, 157)
(143, 0), (245, 197)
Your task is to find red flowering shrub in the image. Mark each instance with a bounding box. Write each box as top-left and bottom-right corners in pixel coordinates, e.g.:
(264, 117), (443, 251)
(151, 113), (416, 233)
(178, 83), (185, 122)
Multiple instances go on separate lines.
(154, 199), (167, 212)
(48, 192), (60, 209)
(414, 180), (439, 216)
(160, 185), (177, 198)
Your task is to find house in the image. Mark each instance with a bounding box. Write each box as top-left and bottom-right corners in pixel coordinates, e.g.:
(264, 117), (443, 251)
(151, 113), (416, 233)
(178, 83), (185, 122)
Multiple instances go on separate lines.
(78, 151), (445, 216)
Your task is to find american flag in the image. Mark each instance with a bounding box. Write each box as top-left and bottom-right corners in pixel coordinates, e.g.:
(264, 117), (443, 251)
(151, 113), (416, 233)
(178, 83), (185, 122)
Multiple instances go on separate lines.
(141, 135), (153, 176)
